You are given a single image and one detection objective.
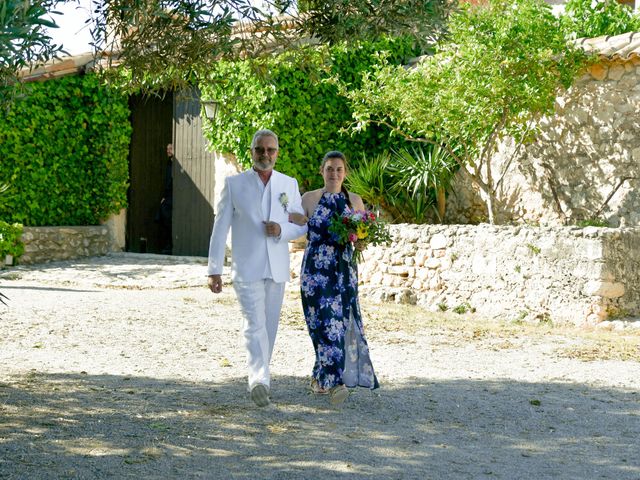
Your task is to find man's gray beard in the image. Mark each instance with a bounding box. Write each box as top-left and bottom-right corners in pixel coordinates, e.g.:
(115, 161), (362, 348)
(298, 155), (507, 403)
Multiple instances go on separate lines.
(253, 159), (273, 171)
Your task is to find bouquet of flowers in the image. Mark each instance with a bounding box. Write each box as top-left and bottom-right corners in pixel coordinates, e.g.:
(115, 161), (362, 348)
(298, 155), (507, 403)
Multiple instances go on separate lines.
(328, 209), (392, 263)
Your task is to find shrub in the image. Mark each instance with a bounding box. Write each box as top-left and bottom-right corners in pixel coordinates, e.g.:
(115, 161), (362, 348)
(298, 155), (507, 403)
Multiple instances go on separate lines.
(346, 143), (457, 223)
(0, 221), (24, 262)
(561, 0), (640, 38)
(0, 74), (131, 226)
(200, 36), (422, 192)
(339, 0), (588, 224)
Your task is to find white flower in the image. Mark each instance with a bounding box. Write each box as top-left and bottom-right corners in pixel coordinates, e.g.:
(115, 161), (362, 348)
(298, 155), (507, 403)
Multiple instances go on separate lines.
(279, 192), (289, 213)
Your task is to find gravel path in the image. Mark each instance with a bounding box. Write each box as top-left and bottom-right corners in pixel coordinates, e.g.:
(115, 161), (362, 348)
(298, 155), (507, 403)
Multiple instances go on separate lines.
(0, 253), (639, 479)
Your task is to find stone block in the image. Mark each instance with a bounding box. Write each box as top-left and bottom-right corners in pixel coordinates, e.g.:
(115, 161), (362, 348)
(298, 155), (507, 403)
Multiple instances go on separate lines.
(608, 64), (626, 81)
(582, 280), (625, 298)
(430, 233), (448, 250)
(396, 289), (417, 305)
(589, 64), (607, 80)
(425, 257), (441, 269)
(576, 240), (604, 260)
(382, 275), (394, 287)
(369, 271), (384, 285)
(388, 266), (411, 277)
(416, 268), (432, 281)
(472, 253), (497, 275)
(428, 276), (442, 290)
(414, 250), (428, 267)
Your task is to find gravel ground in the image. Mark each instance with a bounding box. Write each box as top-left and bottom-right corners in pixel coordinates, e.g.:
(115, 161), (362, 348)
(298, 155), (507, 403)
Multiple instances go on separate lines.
(0, 253), (639, 480)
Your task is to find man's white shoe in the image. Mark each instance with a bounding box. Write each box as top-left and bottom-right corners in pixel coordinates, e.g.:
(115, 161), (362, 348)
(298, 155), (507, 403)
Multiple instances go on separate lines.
(250, 384), (270, 407)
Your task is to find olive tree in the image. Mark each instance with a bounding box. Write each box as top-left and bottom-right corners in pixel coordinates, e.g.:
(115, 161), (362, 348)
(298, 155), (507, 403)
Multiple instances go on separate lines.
(3, 0), (451, 92)
(0, 0), (64, 89)
(338, 0), (588, 224)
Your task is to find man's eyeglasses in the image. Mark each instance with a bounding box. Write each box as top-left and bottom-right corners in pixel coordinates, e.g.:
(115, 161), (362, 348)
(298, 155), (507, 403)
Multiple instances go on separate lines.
(253, 147), (278, 155)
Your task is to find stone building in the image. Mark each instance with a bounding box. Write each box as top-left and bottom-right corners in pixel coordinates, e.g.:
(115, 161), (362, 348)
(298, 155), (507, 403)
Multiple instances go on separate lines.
(445, 32), (640, 227)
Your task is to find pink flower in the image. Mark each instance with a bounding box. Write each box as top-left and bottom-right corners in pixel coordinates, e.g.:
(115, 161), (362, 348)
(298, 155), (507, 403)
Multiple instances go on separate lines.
(348, 232), (358, 243)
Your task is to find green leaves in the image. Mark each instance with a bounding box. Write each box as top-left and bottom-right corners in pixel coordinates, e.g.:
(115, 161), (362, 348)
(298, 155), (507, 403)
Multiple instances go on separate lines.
(0, 74), (130, 226)
(561, 0), (640, 38)
(297, 0), (450, 48)
(200, 37), (421, 192)
(339, 0), (589, 223)
(345, 144), (458, 224)
(0, 221), (24, 260)
(0, 0), (65, 92)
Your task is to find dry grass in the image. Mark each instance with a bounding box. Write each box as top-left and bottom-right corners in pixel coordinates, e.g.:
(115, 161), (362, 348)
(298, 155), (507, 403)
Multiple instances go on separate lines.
(555, 332), (640, 362)
(282, 290), (640, 363)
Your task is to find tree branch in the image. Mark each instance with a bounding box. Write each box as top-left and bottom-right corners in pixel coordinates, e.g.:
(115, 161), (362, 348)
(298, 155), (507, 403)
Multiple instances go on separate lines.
(594, 177), (637, 218)
(493, 119), (535, 193)
(540, 161), (567, 224)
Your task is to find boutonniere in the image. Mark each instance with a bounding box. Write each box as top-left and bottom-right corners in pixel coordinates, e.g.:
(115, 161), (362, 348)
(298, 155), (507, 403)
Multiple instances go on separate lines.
(279, 193), (289, 213)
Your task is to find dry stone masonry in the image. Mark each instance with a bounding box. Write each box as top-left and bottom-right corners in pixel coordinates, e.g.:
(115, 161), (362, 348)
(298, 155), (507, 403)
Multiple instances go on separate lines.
(356, 224), (640, 326)
(20, 226), (112, 265)
(445, 55), (640, 227)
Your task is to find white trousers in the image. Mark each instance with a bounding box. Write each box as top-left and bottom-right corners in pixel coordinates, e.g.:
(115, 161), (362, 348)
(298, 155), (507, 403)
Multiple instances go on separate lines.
(233, 279), (285, 390)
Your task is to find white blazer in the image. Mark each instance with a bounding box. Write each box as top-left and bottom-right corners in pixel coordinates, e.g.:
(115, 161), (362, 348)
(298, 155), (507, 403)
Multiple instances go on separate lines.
(207, 169), (307, 283)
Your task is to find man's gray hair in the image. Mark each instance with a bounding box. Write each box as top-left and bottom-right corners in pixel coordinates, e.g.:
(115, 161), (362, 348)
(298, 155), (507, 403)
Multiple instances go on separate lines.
(251, 129), (279, 150)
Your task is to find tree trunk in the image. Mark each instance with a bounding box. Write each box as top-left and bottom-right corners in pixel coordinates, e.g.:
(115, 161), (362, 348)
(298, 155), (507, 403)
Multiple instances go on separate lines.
(435, 187), (446, 223)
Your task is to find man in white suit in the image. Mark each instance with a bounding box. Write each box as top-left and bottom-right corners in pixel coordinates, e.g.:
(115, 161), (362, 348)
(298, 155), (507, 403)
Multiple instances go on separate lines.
(207, 129), (307, 407)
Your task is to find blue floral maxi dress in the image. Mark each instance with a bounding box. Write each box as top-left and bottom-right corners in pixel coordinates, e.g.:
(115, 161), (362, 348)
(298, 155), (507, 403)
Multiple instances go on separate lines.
(300, 192), (379, 391)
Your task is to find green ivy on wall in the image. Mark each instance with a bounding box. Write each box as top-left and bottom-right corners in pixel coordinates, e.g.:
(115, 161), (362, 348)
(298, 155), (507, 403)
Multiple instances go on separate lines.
(0, 74), (131, 226)
(201, 36), (421, 191)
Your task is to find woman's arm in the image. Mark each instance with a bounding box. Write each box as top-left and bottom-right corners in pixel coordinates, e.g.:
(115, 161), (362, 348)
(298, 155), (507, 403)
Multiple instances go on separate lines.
(301, 190), (323, 218)
(349, 192), (366, 211)
(288, 212), (308, 226)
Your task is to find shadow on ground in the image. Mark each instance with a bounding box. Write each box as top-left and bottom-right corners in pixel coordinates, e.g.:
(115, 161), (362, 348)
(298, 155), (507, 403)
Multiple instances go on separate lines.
(1, 372), (638, 479)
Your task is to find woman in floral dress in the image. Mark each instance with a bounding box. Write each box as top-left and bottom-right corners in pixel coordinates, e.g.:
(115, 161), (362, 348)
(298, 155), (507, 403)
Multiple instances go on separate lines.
(293, 151), (379, 405)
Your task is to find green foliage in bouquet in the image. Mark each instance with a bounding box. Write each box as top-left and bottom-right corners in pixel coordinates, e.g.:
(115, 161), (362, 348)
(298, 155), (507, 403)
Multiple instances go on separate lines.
(328, 209), (392, 263)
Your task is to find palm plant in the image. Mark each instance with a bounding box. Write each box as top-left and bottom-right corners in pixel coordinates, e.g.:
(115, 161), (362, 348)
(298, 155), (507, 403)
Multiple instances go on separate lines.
(346, 152), (418, 222)
(347, 143), (457, 223)
(345, 152), (394, 214)
(390, 143), (457, 222)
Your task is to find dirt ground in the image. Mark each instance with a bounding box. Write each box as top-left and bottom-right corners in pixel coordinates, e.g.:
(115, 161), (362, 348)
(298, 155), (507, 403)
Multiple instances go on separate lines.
(0, 253), (639, 480)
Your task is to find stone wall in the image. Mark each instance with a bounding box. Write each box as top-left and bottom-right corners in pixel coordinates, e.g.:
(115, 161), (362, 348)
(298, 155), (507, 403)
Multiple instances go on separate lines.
(293, 224), (640, 326)
(444, 58), (640, 227)
(20, 226), (114, 265)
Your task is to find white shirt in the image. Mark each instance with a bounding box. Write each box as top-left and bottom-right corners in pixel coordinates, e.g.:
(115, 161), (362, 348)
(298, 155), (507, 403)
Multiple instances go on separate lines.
(249, 169), (273, 280)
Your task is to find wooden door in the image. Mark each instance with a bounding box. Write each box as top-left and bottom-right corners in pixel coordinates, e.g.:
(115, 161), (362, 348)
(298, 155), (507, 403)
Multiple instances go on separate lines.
(127, 93), (174, 253)
(172, 89), (216, 256)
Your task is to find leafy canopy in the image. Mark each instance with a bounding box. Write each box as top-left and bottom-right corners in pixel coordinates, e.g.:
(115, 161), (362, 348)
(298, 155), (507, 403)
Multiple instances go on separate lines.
(0, 0), (64, 89)
(3, 0), (452, 93)
(339, 0), (588, 223)
(200, 36), (422, 191)
(297, 0), (451, 48)
(560, 0), (640, 39)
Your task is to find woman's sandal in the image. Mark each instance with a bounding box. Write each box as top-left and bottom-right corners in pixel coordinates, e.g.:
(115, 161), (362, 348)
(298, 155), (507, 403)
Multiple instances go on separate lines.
(329, 384), (349, 405)
(310, 379), (328, 395)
